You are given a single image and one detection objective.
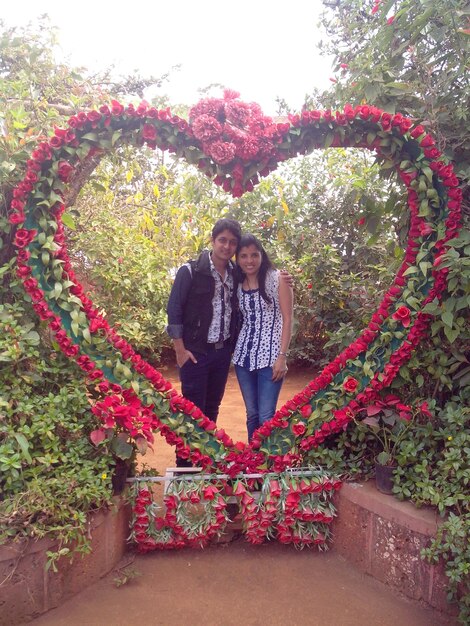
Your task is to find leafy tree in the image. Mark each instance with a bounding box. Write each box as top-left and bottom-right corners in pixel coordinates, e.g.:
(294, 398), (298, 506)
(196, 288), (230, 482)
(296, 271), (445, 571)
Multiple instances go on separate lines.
(315, 3), (469, 617)
(318, 0), (470, 189)
(315, 0), (470, 402)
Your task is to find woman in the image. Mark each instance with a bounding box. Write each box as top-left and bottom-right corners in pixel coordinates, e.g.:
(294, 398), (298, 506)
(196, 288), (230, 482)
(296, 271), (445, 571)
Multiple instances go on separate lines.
(233, 234), (294, 441)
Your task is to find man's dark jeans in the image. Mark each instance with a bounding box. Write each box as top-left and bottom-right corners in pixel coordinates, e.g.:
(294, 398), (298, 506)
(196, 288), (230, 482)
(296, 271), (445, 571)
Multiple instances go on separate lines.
(176, 343), (231, 468)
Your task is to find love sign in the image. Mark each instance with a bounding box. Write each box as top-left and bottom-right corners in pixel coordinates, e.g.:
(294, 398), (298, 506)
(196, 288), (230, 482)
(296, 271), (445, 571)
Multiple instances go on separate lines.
(11, 91), (462, 477)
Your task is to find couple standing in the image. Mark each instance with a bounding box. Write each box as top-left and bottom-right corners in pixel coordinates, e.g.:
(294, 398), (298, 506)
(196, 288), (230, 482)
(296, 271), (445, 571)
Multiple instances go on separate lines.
(166, 218), (293, 462)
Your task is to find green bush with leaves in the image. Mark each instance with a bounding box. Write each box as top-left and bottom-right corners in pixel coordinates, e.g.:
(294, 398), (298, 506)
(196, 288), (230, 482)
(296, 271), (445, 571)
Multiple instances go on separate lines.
(392, 399), (469, 514)
(314, 3), (469, 618)
(0, 301), (114, 547)
(423, 512), (470, 625)
(318, 0), (470, 184)
(0, 20), (160, 551)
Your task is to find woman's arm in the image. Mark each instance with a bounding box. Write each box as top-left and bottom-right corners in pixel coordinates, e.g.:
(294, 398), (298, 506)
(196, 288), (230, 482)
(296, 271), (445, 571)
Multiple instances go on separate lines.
(272, 273), (294, 381)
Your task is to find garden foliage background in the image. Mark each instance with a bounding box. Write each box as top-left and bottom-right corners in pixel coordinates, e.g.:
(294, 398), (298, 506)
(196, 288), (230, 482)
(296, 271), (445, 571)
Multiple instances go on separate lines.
(0, 0), (469, 619)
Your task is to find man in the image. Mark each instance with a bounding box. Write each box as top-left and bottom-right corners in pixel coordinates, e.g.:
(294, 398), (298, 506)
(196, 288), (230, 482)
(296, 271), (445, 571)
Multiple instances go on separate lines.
(166, 218), (242, 465)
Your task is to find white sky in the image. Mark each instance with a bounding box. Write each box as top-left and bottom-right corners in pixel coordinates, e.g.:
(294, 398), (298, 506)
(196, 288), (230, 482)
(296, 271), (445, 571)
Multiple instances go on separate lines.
(1, 0), (335, 115)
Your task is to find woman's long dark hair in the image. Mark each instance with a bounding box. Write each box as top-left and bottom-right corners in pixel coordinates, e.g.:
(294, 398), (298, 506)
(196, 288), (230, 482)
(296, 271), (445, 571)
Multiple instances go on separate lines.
(236, 234), (274, 304)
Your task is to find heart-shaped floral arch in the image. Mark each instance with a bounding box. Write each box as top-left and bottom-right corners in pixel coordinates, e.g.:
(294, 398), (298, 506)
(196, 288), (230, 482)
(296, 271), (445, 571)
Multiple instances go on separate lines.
(10, 92), (462, 478)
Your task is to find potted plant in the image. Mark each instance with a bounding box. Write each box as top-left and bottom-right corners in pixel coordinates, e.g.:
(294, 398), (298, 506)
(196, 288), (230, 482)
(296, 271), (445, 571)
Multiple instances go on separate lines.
(355, 396), (431, 494)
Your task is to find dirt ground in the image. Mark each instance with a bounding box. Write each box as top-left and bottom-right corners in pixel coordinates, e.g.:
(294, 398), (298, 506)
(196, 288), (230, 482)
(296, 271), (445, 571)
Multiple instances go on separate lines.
(32, 365), (454, 626)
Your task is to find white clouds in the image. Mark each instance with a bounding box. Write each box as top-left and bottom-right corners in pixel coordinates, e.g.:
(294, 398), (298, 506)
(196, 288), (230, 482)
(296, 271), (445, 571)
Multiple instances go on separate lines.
(1, 0), (333, 114)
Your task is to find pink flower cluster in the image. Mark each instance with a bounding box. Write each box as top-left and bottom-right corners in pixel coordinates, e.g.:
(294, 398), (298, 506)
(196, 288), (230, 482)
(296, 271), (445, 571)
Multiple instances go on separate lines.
(189, 90), (283, 197)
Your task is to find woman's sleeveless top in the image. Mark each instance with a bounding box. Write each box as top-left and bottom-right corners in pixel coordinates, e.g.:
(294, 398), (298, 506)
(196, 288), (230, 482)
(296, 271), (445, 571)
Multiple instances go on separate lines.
(233, 269), (282, 371)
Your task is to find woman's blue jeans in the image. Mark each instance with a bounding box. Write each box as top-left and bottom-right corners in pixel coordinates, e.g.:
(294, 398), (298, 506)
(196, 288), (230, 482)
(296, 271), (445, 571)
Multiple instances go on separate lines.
(234, 364), (284, 441)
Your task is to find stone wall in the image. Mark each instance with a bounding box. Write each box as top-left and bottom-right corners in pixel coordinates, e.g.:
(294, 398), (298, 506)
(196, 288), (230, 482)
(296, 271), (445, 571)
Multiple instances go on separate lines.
(331, 481), (457, 620)
(0, 496), (131, 626)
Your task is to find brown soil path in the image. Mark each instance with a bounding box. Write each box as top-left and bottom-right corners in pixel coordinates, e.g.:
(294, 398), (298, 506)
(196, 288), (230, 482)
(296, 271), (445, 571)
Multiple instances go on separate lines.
(33, 365), (453, 626)
(33, 541), (448, 626)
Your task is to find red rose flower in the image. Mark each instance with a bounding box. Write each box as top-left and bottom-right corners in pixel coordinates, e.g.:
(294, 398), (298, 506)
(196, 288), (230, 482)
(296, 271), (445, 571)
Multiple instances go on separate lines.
(14, 229), (37, 248)
(418, 222), (434, 236)
(58, 161), (74, 182)
(49, 135), (63, 149)
(203, 485), (219, 501)
(87, 110), (101, 124)
(424, 147), (441, 159)
(358, 105), (370, 119)
(392, 306), (412, 327)
(292, 422), (306, 436)
(222, 178), (232, 191)
(443, 175), (459, 187)
(16, 265), (31, 278)
(343, 377), (359, 393)
(410, 125), (425, 138)
(420, 134), (435, 148)
(110, 100), (124, 116)
(371, 0), (380, 14)
(9, 211), (25, 225)
(232, 182), (244, 197)
(142, 123), (157, 141)
(25, 170), (39, 184)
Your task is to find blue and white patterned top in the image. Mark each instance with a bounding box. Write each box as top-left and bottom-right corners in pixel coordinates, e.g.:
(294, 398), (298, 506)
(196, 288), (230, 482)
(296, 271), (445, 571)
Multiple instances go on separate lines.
(233, 269), (282, 371)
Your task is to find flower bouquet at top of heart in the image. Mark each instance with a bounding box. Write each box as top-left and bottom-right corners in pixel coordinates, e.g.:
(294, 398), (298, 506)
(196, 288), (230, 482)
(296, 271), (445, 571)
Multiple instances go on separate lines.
(188, 89), (290, 196)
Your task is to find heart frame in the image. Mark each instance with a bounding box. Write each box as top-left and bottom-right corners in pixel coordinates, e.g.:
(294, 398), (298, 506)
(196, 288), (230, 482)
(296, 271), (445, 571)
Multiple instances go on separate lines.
(11, 93), (462, 475)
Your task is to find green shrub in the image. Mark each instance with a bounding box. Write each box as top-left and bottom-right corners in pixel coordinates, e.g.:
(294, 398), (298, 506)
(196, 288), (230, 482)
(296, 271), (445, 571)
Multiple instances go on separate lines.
(393, 399), (469, 513)
(0, 301), (114, 547)
(423, 513), (470, 625)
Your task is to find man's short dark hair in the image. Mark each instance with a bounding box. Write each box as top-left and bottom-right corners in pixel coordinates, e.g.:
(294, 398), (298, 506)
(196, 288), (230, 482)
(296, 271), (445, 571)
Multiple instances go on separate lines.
(212, 218), (242, 242)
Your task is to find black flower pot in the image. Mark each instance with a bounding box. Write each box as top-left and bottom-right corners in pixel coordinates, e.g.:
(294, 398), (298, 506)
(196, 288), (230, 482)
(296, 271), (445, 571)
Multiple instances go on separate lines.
(375, 461), (396, 495)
